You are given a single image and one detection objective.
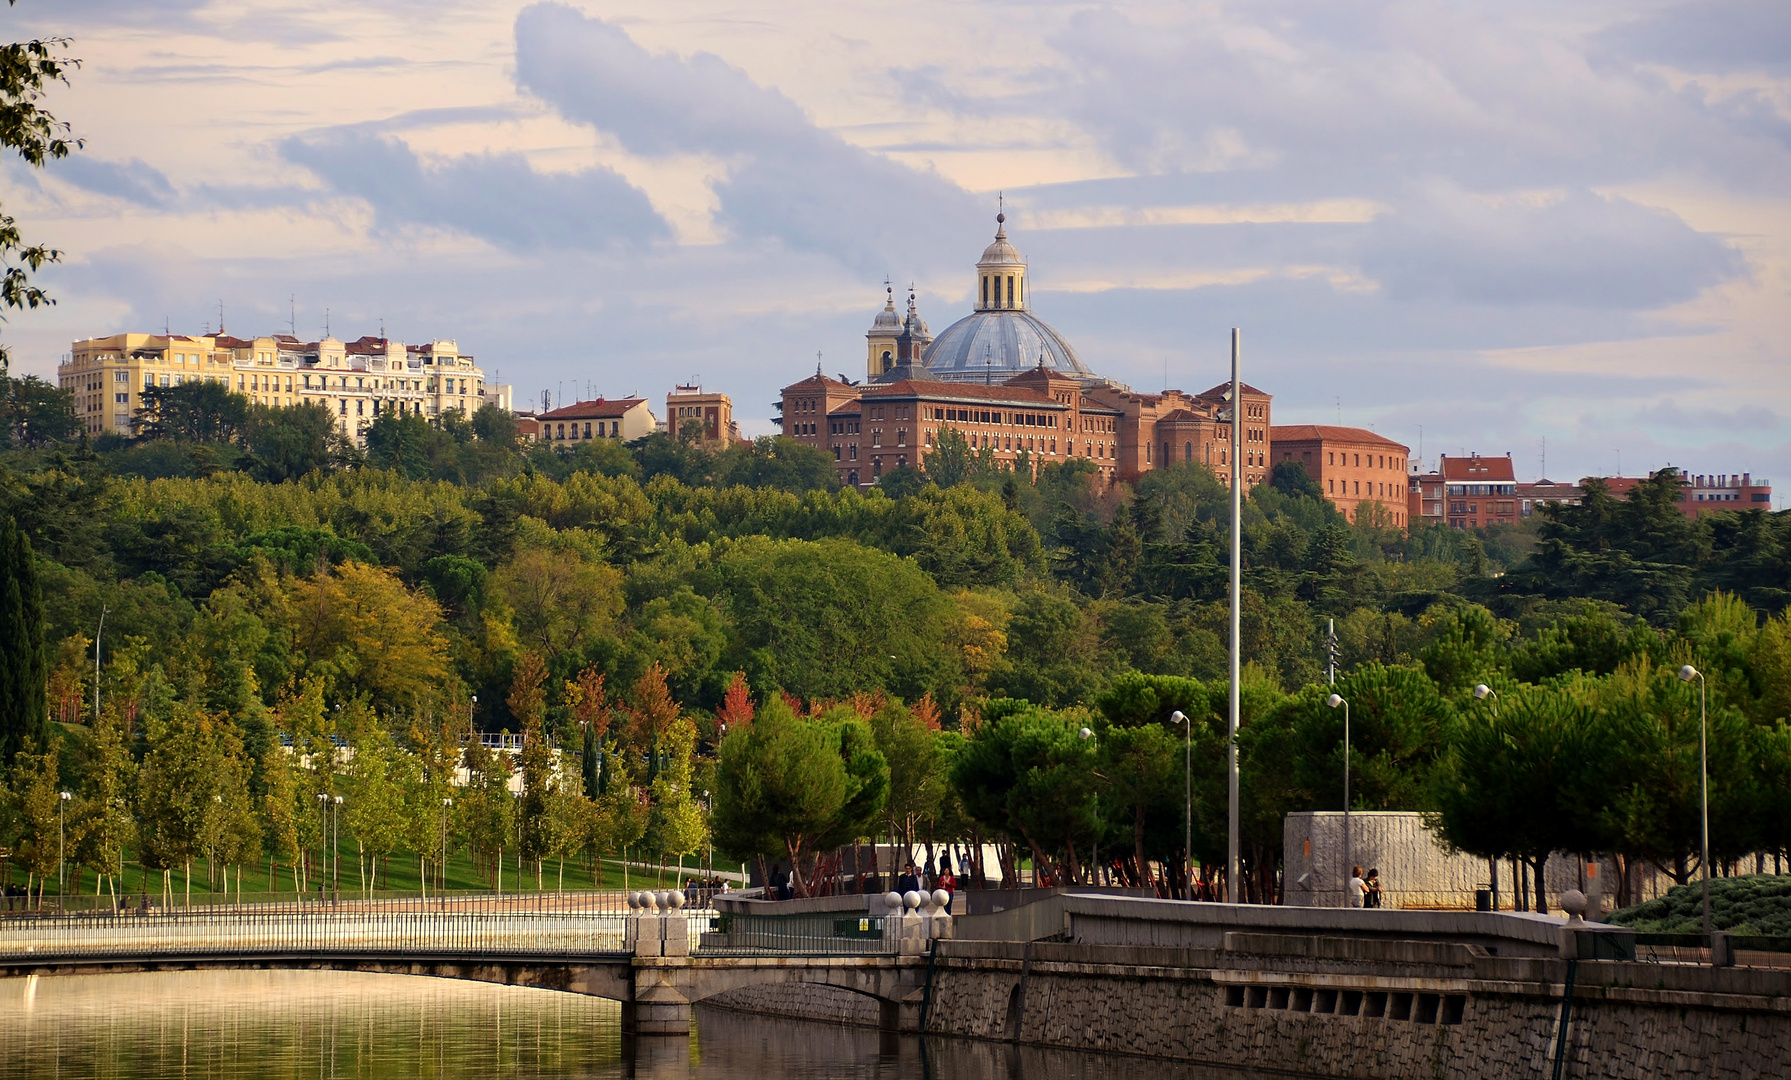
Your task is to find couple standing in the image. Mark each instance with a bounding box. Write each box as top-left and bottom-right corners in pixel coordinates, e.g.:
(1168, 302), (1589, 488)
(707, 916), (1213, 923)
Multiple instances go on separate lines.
(1347, 865), (1382, 909)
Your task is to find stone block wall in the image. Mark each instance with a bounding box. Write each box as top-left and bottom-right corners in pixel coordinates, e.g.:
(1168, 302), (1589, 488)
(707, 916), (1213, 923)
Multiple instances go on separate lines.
(700, 981), (880, 1026)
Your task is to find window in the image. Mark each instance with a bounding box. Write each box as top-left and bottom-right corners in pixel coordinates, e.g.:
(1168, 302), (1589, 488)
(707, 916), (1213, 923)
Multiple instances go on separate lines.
(1006, 275), (1014, 307)
(981, 276), (988, 306)
(849, 445), (857, 460)
(115, 393), (128, 404)
(898, 429), (907, 447)
(115, 370), (127, 383)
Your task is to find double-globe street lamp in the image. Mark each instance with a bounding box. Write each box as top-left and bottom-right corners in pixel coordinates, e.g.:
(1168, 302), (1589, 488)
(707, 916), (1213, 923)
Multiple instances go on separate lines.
(1324, 695), (1351, 904)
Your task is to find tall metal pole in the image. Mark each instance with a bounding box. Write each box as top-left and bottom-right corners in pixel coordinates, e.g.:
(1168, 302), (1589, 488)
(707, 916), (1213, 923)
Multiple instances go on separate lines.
(1171, 711), (1190, 897)
(1227, 328), (1242, 902)
(1699, 674), (1710, 939)
(94, 607), (107, 720)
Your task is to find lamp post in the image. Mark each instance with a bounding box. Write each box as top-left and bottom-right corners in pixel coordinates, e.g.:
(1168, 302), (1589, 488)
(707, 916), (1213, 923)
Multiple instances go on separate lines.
(58, 790), (71, 903)
(316, 792), (329, 901)
(332, 795), (343, 898)
(1169, 711), (1191, 898)
(1079, 727), (1095, 886)
(440, 797), (453, 899)
(1472, 684), (1500, 910)
(1226, 328), (1242, 902)
(1325, 695), (1350, 903)
(1677, 664), (1711, 940)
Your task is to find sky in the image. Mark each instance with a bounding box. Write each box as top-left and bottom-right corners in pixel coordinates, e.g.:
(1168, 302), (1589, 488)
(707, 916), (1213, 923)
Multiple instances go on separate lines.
(5, 0), (1790, 493)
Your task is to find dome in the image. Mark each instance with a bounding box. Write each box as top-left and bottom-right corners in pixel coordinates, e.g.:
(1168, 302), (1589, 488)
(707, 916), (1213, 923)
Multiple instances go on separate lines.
(869, 287), (901, 330)
(921, 309), (1093, 382)
(979, 216), (1025, 267)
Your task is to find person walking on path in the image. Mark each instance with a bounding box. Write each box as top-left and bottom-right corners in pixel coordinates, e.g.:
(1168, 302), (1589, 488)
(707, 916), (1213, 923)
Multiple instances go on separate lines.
(1347, 865), (1367, 908)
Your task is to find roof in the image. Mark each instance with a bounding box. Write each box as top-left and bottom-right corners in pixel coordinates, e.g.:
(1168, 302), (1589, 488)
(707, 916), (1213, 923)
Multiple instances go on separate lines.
(1270, 424), (1409, 451)
(540, 397), (649, 421)
(782, 372), (853, 393)
(345, 336), (391, 354)
(865, 377), (1061, 407)
(921, 309), (1091, 382)
(978, 217), (1025, 268)
(1441, 454), (1516, 481)
(1197, 382), (1271, 400)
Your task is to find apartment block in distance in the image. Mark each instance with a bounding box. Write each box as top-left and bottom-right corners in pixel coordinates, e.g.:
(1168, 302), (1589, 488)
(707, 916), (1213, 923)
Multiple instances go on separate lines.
(1602, 471), (1772, 517)
(665, 384), (741, 445)
(62, 330), (506, 442)
(1406, 453), (1520, 529)
(534, 397), (657, 444)
(1270, 424), (1412, 527)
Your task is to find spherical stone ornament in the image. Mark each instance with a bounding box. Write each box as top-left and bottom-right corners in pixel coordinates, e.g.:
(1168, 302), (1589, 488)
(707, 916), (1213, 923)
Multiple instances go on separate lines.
(931, 889), (952, 911)
(642, 891), (658, 912)
(669, 890), (686, 910)
(1560, 889), (1587, 921)
(903, 890), (923, 910)
(627, 891), (642, 909)
(884, 891), (904, 913)
(655, 890), (671, 910)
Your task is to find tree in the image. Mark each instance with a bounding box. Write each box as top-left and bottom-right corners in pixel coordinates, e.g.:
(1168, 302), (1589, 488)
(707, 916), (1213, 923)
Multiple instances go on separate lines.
(132, 381), (250, 443)
(363, 410), (436, 479)
(9, 739), (61, 903)
(243, 401), (338, 482)
(345, 724), (408, 893)
(1270, 459), (1324, 501)
(0, 517), (48, 766)
(3, 374), (77, 447)
(712, 696), (850, 895)
(73, 705), (134, 900)
(490, 536), (622, 663)
(0, 10), (81, 375)
(646, 716), (708, 876)
(284, 561), (457, 715)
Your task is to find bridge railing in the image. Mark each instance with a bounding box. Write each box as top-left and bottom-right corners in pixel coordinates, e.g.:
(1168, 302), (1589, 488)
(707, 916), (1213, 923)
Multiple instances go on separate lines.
(695, 912), (895, 956)
(0, 904), (648, 963)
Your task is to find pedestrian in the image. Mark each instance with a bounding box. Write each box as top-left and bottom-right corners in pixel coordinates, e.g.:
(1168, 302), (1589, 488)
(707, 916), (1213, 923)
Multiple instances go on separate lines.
(1347, 865), (1366, 908)
(936, 858), (958, 913)
(768, 863), (784, 900)
(896, 862), (921, 897)
(1364, 868), (1383, 909)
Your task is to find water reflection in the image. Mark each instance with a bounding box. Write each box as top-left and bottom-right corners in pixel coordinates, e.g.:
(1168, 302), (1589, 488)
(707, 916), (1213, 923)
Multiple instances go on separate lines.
(0, 971), (1253, 1079)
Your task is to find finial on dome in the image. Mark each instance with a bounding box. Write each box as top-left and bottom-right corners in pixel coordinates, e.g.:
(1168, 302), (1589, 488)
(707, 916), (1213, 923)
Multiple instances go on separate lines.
(996, 193), (1006, 232)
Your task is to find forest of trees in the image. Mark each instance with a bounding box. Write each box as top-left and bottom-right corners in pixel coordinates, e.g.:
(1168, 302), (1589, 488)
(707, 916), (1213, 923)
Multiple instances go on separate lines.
(1, 376), (1790, 910)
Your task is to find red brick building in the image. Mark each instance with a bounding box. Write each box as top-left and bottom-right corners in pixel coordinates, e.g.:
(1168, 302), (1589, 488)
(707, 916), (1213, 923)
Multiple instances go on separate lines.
(1270, 424), (1412, 527)
(1420, 453), (1519, 529)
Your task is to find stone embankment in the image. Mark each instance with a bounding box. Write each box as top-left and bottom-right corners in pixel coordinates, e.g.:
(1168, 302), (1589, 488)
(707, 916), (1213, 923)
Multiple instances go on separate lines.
(703, 894), (1791, 1079)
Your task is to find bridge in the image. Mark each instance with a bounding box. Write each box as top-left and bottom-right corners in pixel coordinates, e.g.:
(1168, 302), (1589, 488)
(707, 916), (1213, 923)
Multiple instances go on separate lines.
(0, 890), (948, 1035)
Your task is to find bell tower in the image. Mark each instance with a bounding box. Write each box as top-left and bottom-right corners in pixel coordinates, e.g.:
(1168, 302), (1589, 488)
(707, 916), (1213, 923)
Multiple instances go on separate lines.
(865, 281), (900, 379)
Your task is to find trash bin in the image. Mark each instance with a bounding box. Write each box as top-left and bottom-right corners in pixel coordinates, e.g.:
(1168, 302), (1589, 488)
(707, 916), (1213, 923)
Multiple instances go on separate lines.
(1474, 888), (1492, 912)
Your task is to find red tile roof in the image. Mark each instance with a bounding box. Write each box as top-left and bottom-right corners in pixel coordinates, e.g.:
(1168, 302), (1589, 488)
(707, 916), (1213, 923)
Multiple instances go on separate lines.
(540, 397), (648, 421)
(1441, 454), (1516, 481)
(1270, 424), (1410, 451)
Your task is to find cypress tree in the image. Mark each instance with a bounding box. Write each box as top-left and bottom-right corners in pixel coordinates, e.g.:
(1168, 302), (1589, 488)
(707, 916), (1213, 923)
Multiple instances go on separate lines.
(0, 518), (48, 765)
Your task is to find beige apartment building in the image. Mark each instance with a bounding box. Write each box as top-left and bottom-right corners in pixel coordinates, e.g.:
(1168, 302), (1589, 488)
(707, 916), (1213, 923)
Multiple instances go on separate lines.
(665, 384), (741, 445)
(62, 331), (509, 442)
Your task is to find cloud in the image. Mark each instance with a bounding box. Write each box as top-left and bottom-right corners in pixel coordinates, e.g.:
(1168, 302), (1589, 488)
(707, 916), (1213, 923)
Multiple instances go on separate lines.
(281, 128), (669, 251)
(511, 2), (984, 275)
(1357, 184), (1744, 308)
(1599, 0), (1791, 75)
(47, 156), (178, 208)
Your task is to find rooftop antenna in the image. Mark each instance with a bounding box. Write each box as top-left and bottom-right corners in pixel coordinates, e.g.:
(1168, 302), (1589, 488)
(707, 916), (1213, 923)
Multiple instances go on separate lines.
(218, 299), (225, 335)
(323, 308), (331, 338)
(1335, 396), (1341, 424)
(1540, 436), (1546, 478)
(380, 316), (386, 339)
(816, 350), (823, 376)
(164, 315), (170, 336)
(289, 295), (296, 337)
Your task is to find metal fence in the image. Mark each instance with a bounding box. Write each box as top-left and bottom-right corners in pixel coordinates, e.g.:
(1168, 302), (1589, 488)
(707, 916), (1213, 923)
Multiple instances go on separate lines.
(1, 888), (653, 917)
(0, 898), (654, 964)
(1633, 932), (1791, 969)
(694, 912), (893, 957)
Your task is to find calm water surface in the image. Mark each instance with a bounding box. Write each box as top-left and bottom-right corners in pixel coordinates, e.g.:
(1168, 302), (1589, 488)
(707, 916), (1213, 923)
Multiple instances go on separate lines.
(0, 970), (1254, 1079)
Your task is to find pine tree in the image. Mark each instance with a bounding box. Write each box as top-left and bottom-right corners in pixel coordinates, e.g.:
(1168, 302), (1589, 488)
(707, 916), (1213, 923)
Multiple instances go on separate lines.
(0, 518), (49, 766)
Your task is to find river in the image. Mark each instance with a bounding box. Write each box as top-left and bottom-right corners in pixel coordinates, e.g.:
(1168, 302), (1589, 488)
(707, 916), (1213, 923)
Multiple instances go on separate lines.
(0, 969), (1255, 1079)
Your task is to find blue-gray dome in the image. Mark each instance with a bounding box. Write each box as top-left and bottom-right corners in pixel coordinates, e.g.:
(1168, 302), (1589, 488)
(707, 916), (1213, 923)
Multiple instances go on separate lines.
(921, 309), (1092, 383)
